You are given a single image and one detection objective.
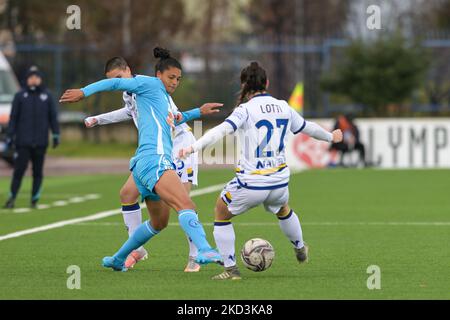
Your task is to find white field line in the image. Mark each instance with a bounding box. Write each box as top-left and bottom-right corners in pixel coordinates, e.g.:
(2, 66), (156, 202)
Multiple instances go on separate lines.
(0, 209), (120, 241)
(12, 208), (31, 214)
(1, 194), (102, 214)
(0, 184), (225, 242)
(52, 201), (69, 207)
(75, 221), (450, 227)
(12, 194), (86, 199)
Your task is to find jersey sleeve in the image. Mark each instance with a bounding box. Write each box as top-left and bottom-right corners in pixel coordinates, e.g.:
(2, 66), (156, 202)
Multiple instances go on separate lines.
(191, 121), (235, 152)
(169, 96), (201, 126)
(81, 76), (153, 97)
(289, 107), (307, 134)
(289, 105), (332, 142)
(177, 108), (201, 125)
(7, 92), (21, 139)
(224, 105), (248, 132)
(301, 121), (333, 142)
(88, 107), (133, 126)
(47, 92), (60, 135)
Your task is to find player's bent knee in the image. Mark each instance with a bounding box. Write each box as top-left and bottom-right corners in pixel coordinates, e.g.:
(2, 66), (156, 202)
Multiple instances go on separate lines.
(120, 188), (138, 204)
(150, 223), (165, 232)
(152, 221), (168, 231)
(276, 204), (290, 217)
(214, 205), (226, 218)
(214, 201), (233, 221)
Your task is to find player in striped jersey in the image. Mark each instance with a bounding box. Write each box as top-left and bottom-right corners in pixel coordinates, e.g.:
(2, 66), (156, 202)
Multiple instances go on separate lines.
(180, 62), (343, 280)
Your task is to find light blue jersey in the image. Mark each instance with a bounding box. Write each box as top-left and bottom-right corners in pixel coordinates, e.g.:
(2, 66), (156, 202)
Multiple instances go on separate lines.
(82, 75), (200, 200)
(81, 75), (200, 170)
(84, 76), (222, 265)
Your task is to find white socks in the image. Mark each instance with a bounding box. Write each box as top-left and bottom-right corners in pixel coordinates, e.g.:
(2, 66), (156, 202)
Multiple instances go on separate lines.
(212, 210), (304, 268)
(186, 235), (198, 258)
(122, 203), (144, 251)
(278, 210), (304, 249)
(213, 221), (236, 267)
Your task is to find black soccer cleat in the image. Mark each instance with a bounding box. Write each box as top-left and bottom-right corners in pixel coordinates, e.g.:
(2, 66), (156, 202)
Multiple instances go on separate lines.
(30, 200), (38, 209)
(3, 198), (15, 209)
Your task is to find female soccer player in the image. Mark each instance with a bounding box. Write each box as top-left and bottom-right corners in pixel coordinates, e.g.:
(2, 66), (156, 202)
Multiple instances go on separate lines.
(83, 50), (205, 272)
(85, 48), (207, 272)
(60, 49), (223, 272)
(179, 62), (343, 280)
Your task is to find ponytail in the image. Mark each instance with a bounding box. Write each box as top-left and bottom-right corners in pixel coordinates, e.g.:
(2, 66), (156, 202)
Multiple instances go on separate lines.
(153, 47), (182, 74)
(237, 61), (267, 105)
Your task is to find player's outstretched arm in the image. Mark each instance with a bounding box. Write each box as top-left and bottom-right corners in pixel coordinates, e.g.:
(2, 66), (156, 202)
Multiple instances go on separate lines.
(178, 120), (235, 159)
(175, 103), (223, 125)
(179, 104), (248, 158)
(60, 77), (149, 103)
(331, 129), (343, 143)
(289, 107), (342, 143)
(59, 89), (84, 103)
(200, 103), (223, 116)
(84, 107), (133, 128)
(301, 121), (343, 143)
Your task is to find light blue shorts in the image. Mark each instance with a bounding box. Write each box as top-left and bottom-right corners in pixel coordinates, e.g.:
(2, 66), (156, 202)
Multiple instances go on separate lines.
(131, 154), (176, 202)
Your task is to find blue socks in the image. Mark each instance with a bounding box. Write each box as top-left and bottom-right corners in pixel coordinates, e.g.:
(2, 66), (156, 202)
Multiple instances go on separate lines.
(111, 210), (211, 262)
(113, 220), (159, 262)
(178, 209), (211, 252)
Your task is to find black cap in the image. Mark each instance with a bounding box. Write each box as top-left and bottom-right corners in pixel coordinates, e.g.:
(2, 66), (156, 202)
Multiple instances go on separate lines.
(26, 66), (43, 79)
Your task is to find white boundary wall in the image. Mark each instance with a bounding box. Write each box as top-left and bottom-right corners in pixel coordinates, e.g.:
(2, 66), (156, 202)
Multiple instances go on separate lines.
(286, 118), (450, 169)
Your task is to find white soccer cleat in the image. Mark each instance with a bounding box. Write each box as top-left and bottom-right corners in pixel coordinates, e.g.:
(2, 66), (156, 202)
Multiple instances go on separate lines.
(295, 243), (309, 264)
(184, 256), (201, 273)
(212, 266), (241, 280)
(125, 248), (148, 269)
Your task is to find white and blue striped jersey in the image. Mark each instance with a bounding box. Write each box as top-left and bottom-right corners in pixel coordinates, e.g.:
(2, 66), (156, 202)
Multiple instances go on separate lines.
(192, 93), (333, 189)
(226, 93), (305, 188)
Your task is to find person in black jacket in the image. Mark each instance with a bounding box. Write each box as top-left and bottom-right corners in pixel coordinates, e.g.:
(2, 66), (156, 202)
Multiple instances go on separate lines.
(329, 114), (366, 167)
(3, 66), (60, 209)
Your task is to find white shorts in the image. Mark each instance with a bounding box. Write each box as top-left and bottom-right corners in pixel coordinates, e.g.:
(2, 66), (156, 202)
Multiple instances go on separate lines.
(220, 177), (289, 215)
(172, 130), (199, 186)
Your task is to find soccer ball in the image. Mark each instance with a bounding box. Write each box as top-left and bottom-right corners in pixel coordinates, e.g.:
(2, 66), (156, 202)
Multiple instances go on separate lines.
(240, 238), (275, 272)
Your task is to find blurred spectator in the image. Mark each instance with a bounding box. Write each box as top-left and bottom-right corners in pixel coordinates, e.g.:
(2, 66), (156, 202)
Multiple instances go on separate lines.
(330, 114), (366, 168)
(3, 66), (60, 209)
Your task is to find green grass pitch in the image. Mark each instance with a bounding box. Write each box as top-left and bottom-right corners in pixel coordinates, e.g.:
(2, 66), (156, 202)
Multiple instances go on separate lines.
(0, 168), (449, 299)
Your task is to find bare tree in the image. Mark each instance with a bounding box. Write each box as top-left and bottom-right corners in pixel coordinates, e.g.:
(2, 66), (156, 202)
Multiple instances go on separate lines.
(1, 0), (189, 71)
(245, 0), (350, 107)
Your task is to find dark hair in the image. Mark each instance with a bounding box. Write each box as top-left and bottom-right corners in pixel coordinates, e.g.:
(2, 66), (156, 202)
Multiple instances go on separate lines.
(237, 61), (267, 105)
(154, 47), (182, 74)
(104, 57), (128, 75)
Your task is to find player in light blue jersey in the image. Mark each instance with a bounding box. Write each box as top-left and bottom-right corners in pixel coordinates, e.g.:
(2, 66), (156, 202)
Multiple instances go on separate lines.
(60, 49), (223, 272)
(83, 52), (220, 272)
